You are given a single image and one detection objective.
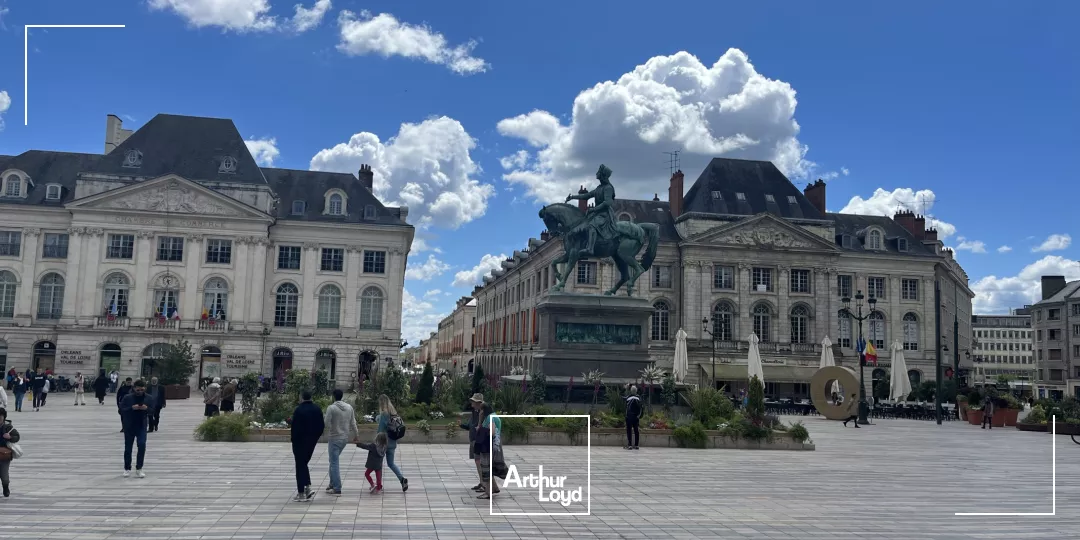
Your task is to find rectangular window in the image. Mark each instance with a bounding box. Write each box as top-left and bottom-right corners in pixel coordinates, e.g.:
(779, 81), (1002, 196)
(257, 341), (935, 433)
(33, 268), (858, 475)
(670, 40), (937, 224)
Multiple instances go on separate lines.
(1048, 329), (1060, 341)
(751, 267), (772, 292)
(321, 247), (344, 272)
(868, 276), (886, 300)
(277, 246), (302, 270)
(106, 234), (134, 259)
(0, 231), (21, 257)
(205, 239), (232, 264)
(4, 179), (20, 197)
(837, 275), (852, 299)
(898, 278), (918, 300)
(41, 233), (69, 259)
(1049, 349), (1063, 361)
(363, 250), (386, 273)
(713, 265), (734, 289)
(652, 265), (672, 288)
(156, 236), (185, 262)
(790, 269), (811, 293)
(841, 235), (853, 249)
(577, 261), (597, 285)
(46, 185), (62, 200)
(897, 238), (908, 252)
(1072, 304), (1080, 316)
(1048, 308), (1060, 320)
(1074, 324), (1080, 337)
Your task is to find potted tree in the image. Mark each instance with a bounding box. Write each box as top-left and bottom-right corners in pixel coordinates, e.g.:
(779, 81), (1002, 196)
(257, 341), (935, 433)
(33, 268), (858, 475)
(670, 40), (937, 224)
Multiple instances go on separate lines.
(159, 338), (197, 400)
(965, 388), (983, 426)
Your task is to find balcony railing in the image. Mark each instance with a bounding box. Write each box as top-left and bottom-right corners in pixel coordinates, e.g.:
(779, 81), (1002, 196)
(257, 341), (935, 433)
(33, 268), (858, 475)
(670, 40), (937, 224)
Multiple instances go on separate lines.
(195, 319), (229, 333)
(146, 318), (180, 330)
(95, 316), (129, 330)
(790, 343), (820, 354)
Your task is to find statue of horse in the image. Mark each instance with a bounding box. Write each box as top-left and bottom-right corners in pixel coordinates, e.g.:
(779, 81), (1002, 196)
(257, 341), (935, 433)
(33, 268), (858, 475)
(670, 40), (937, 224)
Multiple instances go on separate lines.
(539, 203), (659, 296)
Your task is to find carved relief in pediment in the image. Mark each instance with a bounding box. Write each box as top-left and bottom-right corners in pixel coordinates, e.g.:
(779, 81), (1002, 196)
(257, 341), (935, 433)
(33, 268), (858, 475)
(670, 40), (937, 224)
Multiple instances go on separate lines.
(713, 225), (817, 249)
(95, 182), (244, 217)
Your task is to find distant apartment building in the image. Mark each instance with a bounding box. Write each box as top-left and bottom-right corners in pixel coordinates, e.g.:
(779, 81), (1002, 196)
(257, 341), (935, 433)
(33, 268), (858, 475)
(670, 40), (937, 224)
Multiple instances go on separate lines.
(971, 308), (1034, 388)
(1032, 276), (1080, 400)
(435, 297), (476, 372)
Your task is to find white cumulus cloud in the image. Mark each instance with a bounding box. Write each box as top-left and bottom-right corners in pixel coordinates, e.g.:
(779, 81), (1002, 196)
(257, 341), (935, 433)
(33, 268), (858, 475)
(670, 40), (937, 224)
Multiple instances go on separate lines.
(401, 290), (446, 347)
(838, 187), (957, 239)
(955, 237), (987, 254)
(971, 255), (1080, 314)
(496, 49), (816, 202)
(289, 0), (331, 32)
(336, 10), (488, 75)
(452, 253), (507, 288)
(244, 137), (279, 166)
(310, 116), (495, 230)
(997, 245), (1012, 253)
(405, 254), (451, 281)
(149, 0), (329, 32)
(423, 289), (442, 299)
(1032, 233), (1071, 253)
(0, 90), (10, 131)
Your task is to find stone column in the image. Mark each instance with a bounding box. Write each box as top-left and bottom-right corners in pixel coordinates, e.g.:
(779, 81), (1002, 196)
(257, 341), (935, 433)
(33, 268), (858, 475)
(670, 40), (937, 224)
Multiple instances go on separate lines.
(888, 276), (901, 358)
(342, 245), (362, 335)
(777, 265), (790, 345)
(737, 262), (750, 339)
(248, 239), (269, 327)
(183, 234), (203, 320)
(18, 228), (42, 320)
(813, 267), (827, 341)
(700, 261), (710, 334)
(301, 242), (319, 327)
(826, 268), (839, 344)
(131, 231), (155, 320)
(78, 229), (104, 322)
(386, 247), (406, 335)
(232, 238), (250, 327)
(923, 277), (936, 359)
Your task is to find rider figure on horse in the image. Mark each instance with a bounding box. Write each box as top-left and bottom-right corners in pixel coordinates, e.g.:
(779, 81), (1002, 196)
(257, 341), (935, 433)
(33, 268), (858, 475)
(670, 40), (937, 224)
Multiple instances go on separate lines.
(565, 164), (618, 256)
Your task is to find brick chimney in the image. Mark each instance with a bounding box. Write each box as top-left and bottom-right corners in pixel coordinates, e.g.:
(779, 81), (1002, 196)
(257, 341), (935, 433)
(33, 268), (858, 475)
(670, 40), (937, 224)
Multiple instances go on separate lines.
(912, 215), (926, 240)
(924, 227), (938, 242)
(803, 179), (826, 215)
(668, 170), (684, 217)
(577, 186), (589, 212)
(893, 210), (916, 237)
(358, 164), (374, 191)
(540, 230), (550, 241)
(1041, 275), (1068, 300)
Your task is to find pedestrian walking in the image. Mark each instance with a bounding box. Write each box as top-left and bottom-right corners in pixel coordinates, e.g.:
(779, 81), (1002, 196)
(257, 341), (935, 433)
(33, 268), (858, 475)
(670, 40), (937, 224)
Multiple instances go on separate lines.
(462, 393), (483, 492)
(146, 377), (167, 432)
(324, 389), (359, 496)
(116, 378), (133, 432)
(624, 385), (643, 450)
(220, 379), (237, 414)
(31, 369), (46, 411)
(11, 376), (26, 412)
(842, 393), (861, 427)
(357, 433), (388, 494)
(109, 371), (119, 393)
(376, 394), (409, 492)
(474, 403), (503, 500)
(73, 372), (86, 406)
(119, 380), (154, 478)
(290, 391), (324, 502)
(981, 394), (995, 429)
(0, 383), (7, 410)
(1, 407), (21, 497)
(40, 376), (50, 407)
(203, 377), (222, 418)
(93, 370), (109, 405)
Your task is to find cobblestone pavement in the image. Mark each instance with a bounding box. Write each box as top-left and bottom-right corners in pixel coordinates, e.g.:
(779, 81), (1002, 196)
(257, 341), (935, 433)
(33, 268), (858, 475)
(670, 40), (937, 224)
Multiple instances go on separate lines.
(1, 396), (1078, 539)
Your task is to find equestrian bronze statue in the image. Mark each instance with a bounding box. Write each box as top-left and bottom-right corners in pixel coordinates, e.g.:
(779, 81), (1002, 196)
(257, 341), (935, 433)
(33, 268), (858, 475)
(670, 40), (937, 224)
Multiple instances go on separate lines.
(538, 164), (659, 297)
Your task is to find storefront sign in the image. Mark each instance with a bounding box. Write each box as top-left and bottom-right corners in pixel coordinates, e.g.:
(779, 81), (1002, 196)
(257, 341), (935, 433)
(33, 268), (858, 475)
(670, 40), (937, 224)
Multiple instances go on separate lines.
(114, 216), (226, 229)
(58, 349), (91, 366)
(225, 354), (256, 370)
(762, 358), (786, 365)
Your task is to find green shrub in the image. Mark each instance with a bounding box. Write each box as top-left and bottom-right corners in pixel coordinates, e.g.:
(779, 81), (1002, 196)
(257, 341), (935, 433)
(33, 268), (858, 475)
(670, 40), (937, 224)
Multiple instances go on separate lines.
(746, 375), (765, 422)
(672, 421), (708, 448)
(643, 411), (671, 430)
(471, 364), (487, 396)
(1025, 405), (1048, 424)
(311, 369), (332, 399)
(685, 386), (733, 426)
(660, 372), (678, 412)
(529, 370), (547, 404)
(285, 369), (312, 403)
(358, 366), (410, 415)
(740, 417), (772, 442)
(543, 417), (587, 444)
(239, 372), (260, 414)
(195, 413), (252, 442)
(501, 417), (536, 444)
(444, 422), (459, 440)
(416, 419), (431, 436)
(313, 396), (333, 412)
(493, 383), (527, 415)
(415, 362), (435, 404)
(605, 384), (626, 416)
(257, 391), (294, 424)
(788, 421), (811, 444)
(595, 411), (625, 428)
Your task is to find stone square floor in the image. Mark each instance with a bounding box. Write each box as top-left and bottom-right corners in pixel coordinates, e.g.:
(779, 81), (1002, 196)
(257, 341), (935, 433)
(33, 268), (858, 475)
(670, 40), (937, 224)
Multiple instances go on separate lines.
(1, 396), (1078, 539)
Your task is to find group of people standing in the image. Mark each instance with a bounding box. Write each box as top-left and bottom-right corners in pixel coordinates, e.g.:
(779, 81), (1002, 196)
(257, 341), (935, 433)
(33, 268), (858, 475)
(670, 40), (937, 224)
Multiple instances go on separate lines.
(3, 369), (51, 412)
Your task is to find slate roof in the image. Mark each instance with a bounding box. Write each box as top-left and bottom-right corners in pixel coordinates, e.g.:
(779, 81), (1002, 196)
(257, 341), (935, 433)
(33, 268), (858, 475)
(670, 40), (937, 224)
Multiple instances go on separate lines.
(682, 158), (825, 220)
(826, 213), (937, 257)
(262, 167), (407, 225)
(0, 150), (104, 205)
(1034, 281), (1080, 305)
(611, 198), (680, 241)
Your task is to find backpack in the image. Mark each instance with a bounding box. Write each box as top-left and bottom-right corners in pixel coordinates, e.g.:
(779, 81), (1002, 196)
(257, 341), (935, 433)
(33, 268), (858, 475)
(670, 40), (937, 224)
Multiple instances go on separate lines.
(387, 414), (406, 440)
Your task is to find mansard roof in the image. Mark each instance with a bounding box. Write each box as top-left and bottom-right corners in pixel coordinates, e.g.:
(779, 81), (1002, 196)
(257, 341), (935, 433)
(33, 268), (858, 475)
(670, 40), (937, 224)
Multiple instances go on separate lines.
(262, 168), (407, 226)
(682, 158), (824, 220)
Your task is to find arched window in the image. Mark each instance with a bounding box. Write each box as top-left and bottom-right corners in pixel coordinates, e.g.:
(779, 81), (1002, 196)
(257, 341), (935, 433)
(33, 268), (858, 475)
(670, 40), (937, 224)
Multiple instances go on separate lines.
(902, 312), (919, 351)
(328, 193), (344, 215)
(359, 287), (383, 330)
(711, 301), (734, 341)
(141, 343), (169, 379)
(4, 174), (21, 197)
(37, 273), (65, 319)
(868, 311), (886, 350)
(753, 303), (772, 342)
(872, 368), (887, 390)
(837, 310), (852, 348)
(153, 274), (180, 318)
(315, 349), (337, 376)
(908, 369), (922, 388)
(99, 343), (122, 373)
(790, 304), (810, 344)
(651, 301), (670, 341)
(0, 270), (17, 318)
(274, 283), (299, 327)
(103, 273), (129, 317)
(203, 278), (229, 320)
(318, 284), (342, 328)
(868, 229), (883, 250)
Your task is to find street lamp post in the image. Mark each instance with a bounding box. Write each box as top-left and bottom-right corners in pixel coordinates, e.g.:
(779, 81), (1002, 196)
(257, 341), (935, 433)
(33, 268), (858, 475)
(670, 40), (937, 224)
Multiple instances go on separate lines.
(702, 317), (717, 389)
(841, 290), (876, 425)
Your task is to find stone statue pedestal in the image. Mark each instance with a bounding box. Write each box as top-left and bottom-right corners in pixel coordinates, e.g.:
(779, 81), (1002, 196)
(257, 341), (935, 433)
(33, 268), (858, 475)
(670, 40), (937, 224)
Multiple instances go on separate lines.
(533, 292), (654, 379)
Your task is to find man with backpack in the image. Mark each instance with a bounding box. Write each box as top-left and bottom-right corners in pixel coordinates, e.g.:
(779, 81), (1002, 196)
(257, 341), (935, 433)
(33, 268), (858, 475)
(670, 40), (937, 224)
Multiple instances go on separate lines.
(624, 385), (643, 450)
(290, 391), (325, 501)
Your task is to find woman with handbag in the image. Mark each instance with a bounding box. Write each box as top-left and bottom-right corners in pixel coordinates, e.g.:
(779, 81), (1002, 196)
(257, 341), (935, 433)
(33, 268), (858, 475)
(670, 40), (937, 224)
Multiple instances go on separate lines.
(473, 404), (503, 500)
(1, 407), (22, 497)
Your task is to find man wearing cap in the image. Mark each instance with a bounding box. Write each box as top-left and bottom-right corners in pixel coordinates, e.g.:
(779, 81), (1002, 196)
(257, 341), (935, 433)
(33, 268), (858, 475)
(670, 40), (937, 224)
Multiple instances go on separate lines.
(460, 393), (484, 492)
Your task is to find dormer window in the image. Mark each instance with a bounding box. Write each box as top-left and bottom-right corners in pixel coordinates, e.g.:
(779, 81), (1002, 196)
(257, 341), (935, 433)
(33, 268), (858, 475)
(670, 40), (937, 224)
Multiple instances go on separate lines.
(897, 238), (909, 252)
(867, 229), (883, 250)
(735, 192), (746, 201)
(219, 156), (238, 174)
(3, 175), (22, 197)
(786, 195), (797, 204)
(328, 194), (344, 215)
(45, 184), (62, 201)
(764, 194), (775, 203)
(841, 234), (853, 249)
(122, 149), (143, 168)
(291, 200), (306, 215)
(711, 191), (723, 200)
(323, 190), (347, 216)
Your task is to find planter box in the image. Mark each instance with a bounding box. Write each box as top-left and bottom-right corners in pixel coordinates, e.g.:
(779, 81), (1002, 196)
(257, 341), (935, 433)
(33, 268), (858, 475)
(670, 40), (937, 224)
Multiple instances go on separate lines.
(165, 385), (190, 400)
(1015, 422), (1047, 432)
(957, 400), (968, 421)
(1002, 408), (1020, 427)
(967, 409), (983, 426)
(1055, 423), (1080, 436)
(991, 409), (1007, 428)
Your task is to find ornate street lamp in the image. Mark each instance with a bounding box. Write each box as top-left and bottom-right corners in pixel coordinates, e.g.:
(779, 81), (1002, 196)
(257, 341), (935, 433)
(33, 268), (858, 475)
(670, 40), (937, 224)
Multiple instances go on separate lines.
(702, 317), (717, 389)
(841, 290), (876, 424)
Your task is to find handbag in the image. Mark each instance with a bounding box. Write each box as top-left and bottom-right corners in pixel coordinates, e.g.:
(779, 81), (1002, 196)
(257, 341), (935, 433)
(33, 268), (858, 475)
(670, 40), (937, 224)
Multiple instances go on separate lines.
(7, 442), (22, 459)
(0, 446), (11, 462)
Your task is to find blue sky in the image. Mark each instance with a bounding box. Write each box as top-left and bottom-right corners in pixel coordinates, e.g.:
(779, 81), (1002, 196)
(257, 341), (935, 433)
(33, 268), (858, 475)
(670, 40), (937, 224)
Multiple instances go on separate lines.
(1, 1), (1077, 345)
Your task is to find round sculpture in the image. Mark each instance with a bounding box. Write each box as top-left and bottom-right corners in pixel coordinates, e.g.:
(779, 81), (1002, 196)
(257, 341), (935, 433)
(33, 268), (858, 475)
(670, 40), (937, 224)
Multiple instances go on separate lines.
(810, 366), (860, 420)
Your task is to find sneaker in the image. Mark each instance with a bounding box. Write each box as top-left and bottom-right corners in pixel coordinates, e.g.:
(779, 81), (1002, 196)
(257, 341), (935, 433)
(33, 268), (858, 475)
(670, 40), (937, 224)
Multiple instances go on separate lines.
(136, 470), (145, 478)
(331, 489), (342, 496)
(401, 478), (409, 492)
(632, 446), (639, 450)
(303, 488), (315, 501)
(369, 485), (378, 494)
(325, 486), (337, 494)
(123, 471), (130, 478)
(293, 493), (306, 502)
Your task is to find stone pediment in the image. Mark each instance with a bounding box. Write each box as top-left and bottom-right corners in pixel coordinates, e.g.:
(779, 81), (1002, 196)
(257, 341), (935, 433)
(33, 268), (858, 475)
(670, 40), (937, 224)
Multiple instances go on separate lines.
(69, 175), (270, 220)
(691, 214), (837, 251)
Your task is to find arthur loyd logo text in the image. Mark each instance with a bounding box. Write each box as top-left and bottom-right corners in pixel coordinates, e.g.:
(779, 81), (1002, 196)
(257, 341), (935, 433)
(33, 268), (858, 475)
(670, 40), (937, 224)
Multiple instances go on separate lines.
(502, 465), (583, 507)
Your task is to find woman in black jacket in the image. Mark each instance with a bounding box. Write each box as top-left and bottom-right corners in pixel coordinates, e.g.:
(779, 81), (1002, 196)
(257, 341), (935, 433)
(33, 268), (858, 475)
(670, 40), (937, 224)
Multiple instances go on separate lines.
(94, 369), (110, 405)
(1, 407), (20, 497)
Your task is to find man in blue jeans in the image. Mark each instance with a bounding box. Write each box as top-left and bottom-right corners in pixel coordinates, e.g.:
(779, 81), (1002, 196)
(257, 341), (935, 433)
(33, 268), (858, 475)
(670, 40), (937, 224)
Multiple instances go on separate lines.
(323, 389), (359, 495)
(120, 380), (155, 478)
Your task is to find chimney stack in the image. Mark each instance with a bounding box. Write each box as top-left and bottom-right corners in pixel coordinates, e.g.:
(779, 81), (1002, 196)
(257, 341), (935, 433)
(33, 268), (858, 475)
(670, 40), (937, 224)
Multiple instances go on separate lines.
(924, 227), (938, 242)
(358, 164), (374, 191)
(577, 186), (589, 212)
(540, 230), (550, 241)
(668, 170), (684, 217)
(893, 210), (917, 237)
(104, 114), (133, 155)
(1041, 275), (1068, 300)
(912, 215), (926, 240)
(803, 179), (826, 215)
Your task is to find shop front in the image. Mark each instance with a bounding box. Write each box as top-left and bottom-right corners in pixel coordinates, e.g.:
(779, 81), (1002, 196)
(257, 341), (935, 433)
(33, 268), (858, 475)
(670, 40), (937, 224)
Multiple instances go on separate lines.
(200, 345), (222, 381)
(99, 344), (122, 375)
(706, 359), (818, 400)
(33, 341), (57, 372)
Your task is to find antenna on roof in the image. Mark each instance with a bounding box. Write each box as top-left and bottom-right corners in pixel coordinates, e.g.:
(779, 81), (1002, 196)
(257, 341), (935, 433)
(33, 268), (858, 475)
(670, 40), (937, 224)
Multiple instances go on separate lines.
(663, 150), (681, 176)
(915, 192), (930, 216)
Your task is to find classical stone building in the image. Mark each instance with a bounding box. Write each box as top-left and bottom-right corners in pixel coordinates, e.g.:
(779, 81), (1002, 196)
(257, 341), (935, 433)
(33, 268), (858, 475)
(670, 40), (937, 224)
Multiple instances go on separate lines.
(971, 309), (1034, 388)
(435, 296), (476, 373)
(468, 158), (974, 397)
(0, 114), (412, 385)
(1031, 276), (1080, 400)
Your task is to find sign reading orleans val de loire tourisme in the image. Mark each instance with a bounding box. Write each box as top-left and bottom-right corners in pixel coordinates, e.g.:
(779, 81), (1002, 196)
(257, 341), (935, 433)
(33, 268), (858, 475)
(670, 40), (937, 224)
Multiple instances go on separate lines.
(58, 350), (91, 366)
(224, 354), (255, 371)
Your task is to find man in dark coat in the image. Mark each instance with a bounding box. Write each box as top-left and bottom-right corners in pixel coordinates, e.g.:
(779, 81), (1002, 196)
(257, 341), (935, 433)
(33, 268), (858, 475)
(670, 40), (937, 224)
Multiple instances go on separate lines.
(462, 393), (484, 492)
(116, 378), (133, 432)
(146, 377), (167, 432)
(119, 380), (155, 478)
(290, 391), (325, 501)
(31, 368), (46, 411)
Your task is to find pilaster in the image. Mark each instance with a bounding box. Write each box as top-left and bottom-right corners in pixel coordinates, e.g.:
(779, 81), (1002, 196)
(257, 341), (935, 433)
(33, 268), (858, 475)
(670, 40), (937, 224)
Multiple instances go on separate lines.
(232, 239), (249, 327)
(737, 262), (750, 339)
(19, 228), (42, 319)
(183, 233), (203, 320)
(777, 265), (790, 344)
(301, 242), (319, 327)
(78, 229), (104, 321)
(131, 231), (155, 319)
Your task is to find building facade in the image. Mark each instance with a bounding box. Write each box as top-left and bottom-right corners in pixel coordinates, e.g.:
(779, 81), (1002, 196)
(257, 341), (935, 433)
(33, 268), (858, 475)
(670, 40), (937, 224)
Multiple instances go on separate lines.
(1032, 276), (1080, 400)
(467, 159), (974, 397)
(971, 309), (1034, 388)
(0, 114), (413, 385)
